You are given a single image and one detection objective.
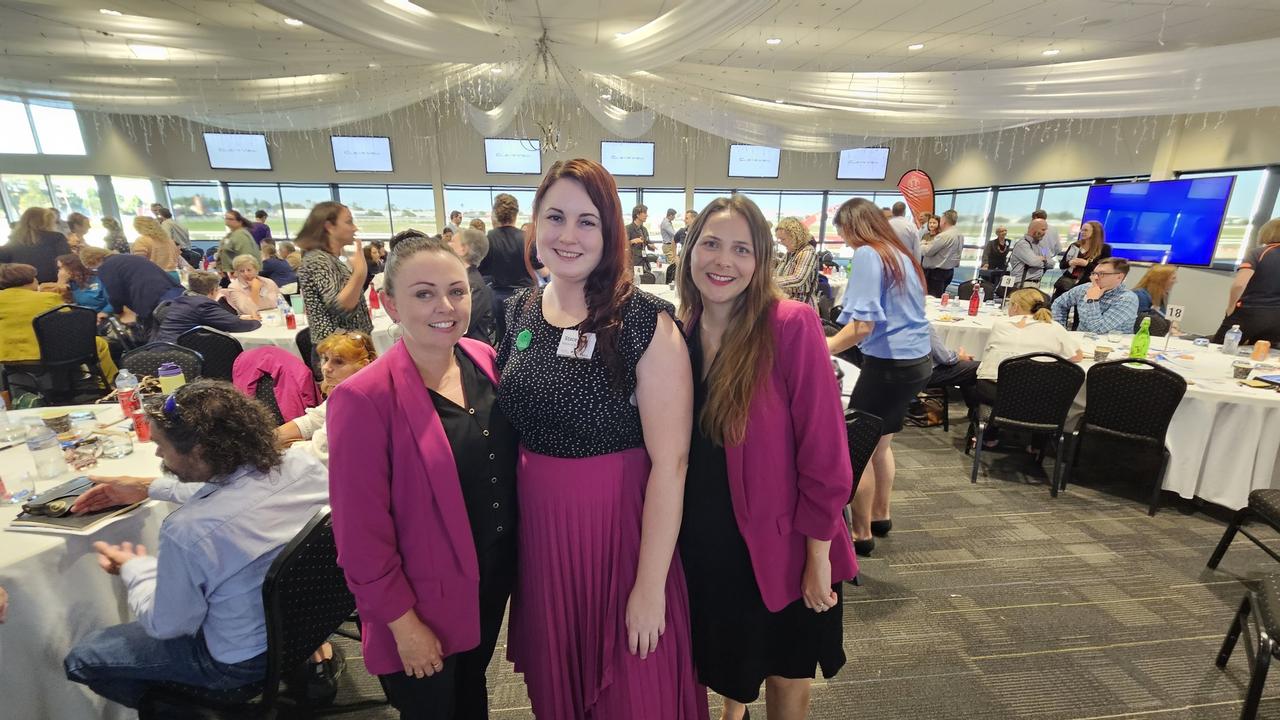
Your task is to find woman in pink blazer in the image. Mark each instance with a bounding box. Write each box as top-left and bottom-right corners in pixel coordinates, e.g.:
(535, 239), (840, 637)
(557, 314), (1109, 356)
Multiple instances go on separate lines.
(328, 231), (517, 720)
(676, 196), (857, 720)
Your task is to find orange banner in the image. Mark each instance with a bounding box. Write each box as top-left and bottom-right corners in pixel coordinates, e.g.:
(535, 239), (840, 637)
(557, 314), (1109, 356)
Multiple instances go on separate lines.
(897, 169), (935, 227)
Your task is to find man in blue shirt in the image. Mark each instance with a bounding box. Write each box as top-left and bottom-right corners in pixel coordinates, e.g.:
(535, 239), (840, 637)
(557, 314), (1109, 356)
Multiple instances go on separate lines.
(64, 380), (328, 710)
(1051, 257), (1139, 334)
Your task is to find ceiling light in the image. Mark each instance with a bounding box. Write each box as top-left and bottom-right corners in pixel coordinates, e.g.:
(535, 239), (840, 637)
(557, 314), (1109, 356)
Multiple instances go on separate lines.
(129, 44), (168, 60)
(283, 17), (304, 27)
(1042, 48), (1060, 56)
(615, 31), (628, 39)
(490, 67), (503, 74)
(368, 62), (380, 69)
(908, 43), (925, 50)
(384, 0), (429, 16)
(98, 8), (122, 16)
(766, 37), (782, 45)
(774, 98), (785, 104)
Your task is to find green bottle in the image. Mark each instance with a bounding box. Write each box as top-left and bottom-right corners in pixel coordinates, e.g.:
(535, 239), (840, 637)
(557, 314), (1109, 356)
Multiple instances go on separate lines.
(1129, 316), (1151, 359)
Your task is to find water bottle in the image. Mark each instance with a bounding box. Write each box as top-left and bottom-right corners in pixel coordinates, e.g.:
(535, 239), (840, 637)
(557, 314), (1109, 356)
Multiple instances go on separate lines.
(157, 362), (186, 395)
(115, 368), (140, 416)
(26, 423), (66, 480)
(1223, 324), (1244, 356)
(1130, 317), (1151, 359)
(0, 407), (23, 444)
(977, 286), (985, 305)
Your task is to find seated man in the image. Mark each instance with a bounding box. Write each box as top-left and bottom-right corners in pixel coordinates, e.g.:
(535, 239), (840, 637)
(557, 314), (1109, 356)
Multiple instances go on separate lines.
(153, 270), (261, 343)
(1051, 257), (1139, 334)
(64, 380), (328, 710)
(927, 327), (980, 415)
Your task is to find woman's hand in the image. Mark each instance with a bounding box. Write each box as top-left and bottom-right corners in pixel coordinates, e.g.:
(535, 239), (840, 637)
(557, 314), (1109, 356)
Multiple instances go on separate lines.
(350, 239), (367, 276)
(388, 609), (445, 678)
(1069, 257), (1087, 268)
(802, 538), (837, 613)
(625, 581), (667, 659)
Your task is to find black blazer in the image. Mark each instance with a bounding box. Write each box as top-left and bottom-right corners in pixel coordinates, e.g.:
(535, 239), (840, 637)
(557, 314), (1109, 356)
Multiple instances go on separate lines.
(0, 231), (71, 283)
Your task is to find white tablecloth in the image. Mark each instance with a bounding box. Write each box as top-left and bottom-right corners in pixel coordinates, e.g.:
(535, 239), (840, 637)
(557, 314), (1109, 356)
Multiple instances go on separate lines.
(0, 405), (167, 720)
(232, 311), (401, 360)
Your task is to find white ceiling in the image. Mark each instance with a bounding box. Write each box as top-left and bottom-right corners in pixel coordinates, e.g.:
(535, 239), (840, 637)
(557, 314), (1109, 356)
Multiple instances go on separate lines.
(2, 0), (1280, 147)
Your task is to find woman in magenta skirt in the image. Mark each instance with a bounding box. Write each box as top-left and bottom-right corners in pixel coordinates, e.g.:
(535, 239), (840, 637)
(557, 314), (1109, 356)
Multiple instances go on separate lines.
(497, 159), (707, 719)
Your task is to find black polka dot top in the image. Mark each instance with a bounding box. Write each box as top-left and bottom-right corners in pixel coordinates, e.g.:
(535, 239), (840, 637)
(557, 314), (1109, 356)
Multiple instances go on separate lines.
(496, 286), (675, 459)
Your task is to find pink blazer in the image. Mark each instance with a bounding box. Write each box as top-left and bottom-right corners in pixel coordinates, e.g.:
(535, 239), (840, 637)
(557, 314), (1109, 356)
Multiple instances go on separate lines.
(326, 338), (497, 676)
(231, 346), (320, 421)
(705, 300), (858, 612)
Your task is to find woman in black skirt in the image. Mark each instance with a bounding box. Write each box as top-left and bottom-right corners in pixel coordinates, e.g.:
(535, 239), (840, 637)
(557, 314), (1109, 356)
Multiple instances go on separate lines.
(827, 198), (933, 557)
(677, 195), (857, 720)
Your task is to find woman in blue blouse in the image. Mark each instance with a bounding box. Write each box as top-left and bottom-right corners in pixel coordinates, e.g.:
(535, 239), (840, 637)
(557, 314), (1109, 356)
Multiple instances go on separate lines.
(826, 198), (931, 557)
(57, 253), (113, 315)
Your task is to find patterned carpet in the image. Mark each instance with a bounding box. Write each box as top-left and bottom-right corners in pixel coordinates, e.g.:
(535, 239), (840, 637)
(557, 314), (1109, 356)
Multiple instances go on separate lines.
(327, 409), (1280, 719)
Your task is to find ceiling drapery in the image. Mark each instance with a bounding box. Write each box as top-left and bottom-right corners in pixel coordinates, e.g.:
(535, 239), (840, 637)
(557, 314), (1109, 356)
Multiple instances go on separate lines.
(2, 1), (1280, 149)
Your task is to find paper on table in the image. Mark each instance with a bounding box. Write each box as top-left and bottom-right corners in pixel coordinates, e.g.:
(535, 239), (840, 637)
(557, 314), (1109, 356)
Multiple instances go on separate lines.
(7, 501), (150, 536)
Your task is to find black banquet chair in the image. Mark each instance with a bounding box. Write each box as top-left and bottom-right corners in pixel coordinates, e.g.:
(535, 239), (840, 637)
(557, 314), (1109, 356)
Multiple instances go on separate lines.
(1208, 490), (1280, 570)
(295, 327), (322, 382)
(1, 304), (112, 405)
(139, 510), (388, 717)
(176, 327), (243, 382)
(846, 409), (883, 502)
(1057, 359), (1186, 514)
(1215, 574), (1280, 720)
(957, 279), (995, 301)
(121, 342), (203, 382)
(966, 352), (1084, 491)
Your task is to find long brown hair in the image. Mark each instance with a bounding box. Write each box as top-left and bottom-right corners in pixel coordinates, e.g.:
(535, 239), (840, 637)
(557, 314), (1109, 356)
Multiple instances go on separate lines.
(294, 201), (348, 253)
(832, 198), (926, 291)
(528, 159), (632, 385)
(1078, 220), (1105, 260)
(1133, 264), (1176, 309)
(8, 207), (52, 246)
(677, 195), (781, 446)
(57, 253), (92, 286)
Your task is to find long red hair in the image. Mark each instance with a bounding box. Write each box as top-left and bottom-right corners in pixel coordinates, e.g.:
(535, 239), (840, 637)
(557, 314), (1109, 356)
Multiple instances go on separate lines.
(833, 197), (926, 291)
(527, 159), (634, 384)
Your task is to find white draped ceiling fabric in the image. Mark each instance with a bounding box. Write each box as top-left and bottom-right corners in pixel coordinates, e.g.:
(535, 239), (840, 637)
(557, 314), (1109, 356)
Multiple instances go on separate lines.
(2, 0), (1280, 150)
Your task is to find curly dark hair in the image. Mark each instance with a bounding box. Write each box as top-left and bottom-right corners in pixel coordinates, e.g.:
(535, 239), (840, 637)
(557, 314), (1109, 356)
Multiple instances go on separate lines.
(147, 379), (282, 478)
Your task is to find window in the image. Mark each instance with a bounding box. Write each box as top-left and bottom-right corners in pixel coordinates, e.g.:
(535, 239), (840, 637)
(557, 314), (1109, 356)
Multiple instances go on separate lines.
(498, 188), (537, 228)
(337, 186), (391, 238)
(639, 189), (685, 237)
(0, 100), (37, 154)
(50, 175), (105, 246)
(779, 192), (825, 243)
(443, 187), (494, 228)
(990, 187), (1040, 240)
(228, 184), (284, 239)
(1038, 184), (1090, 248)
(950, 189), (993, 268)
(823, 193), (874, 248)
(1179, 168), (1269, 266)
(2, 174), (53, 215)
(112, 176), (157, 230)
(166, 182), (226, 241)
(389, 186), (435, 234)
(279, 185), (333, 239)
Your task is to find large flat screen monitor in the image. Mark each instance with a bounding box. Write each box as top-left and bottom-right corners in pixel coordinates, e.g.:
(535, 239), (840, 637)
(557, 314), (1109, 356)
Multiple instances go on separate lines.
(203, 132), (271, 170)
(728, 144), (780, 178)
(837, 147), (890, 180)
(1080, 176), (1235, 266)
(331, 136), (393, 172)
(484, 138), (542, 174)
(601, 141), (654, 176)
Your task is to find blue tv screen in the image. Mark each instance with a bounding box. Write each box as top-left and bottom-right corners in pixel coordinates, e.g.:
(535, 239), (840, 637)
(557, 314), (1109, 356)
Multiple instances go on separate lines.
(1080, 176), (1234, 266)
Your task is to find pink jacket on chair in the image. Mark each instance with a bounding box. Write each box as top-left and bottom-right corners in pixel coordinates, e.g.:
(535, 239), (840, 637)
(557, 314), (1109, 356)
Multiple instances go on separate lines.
(231, 346), (320, 421)
(697, 299), (858, 612)
(326, 338), (496, 676)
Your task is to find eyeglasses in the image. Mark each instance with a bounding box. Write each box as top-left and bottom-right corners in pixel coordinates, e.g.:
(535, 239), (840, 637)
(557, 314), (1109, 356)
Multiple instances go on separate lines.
(1089, 271), (1123, 278)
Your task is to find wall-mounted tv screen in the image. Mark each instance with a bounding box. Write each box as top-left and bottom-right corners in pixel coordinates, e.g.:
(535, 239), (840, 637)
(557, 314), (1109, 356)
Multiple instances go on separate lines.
(203, 132), (271, 170)
(1081, 176), (1235, 266)
(837, 147), (890, 180)
(728, 144), (780, 178)
(331, 136), (393, 172)
(484, 138), (542, 174)
(601, 141), (654, 176)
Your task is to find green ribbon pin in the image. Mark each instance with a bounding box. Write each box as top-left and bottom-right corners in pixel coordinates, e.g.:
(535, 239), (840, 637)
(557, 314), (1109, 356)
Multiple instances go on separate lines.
(515, 329), (533, 351)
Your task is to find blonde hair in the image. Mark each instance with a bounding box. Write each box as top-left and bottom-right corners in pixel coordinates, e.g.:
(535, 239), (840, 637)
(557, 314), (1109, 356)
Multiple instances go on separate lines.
(8, 207), (53, 245)
(775, 216), (812, 251)
(315, 330), (377, 394)
(1133, 264), (1177, 309)
(80, 246), (111, 269)
(132, 216), (169, 244)
(232, 254), (261, 272)
(1008, 288), (1054, 322)
(1260, 218), (1280, 246)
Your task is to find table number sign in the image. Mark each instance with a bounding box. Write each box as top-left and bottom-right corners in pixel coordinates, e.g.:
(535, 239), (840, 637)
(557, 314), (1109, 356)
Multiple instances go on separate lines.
(1164, 305), (1186, 350)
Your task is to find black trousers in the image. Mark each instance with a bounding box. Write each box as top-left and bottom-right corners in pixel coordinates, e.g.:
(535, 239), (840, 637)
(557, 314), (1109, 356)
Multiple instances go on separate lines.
(1212, 306), (1280, 346)
(929, 359), (981, 412)
(925, 268), (955, 297)
(378, 541), (515, 720)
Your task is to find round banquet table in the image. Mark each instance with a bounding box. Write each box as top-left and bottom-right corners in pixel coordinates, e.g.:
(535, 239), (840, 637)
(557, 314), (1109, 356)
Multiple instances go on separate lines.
(0, 405), (167, 720)
(231, 310), (401, 360)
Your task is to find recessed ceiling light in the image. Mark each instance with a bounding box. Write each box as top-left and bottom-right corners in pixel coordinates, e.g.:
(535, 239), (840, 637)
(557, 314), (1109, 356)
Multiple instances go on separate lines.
(368, 62), (380, 69)
(129, 44), (168, 60)
(283, 17), (304, 27)
(1042, 48), (1060, 56)
(774, 98), (785, 104)
(490, 67), (503, 74)
(908, 43), (925, 50)
(766, 37), (782, 45)
(98, 8), (122, 16)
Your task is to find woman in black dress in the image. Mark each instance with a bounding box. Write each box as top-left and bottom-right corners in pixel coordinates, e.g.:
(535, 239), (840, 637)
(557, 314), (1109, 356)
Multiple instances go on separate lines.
(676, 196), (857, 720)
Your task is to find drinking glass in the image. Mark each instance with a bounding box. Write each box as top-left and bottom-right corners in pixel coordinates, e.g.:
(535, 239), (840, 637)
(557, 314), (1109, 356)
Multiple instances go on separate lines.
(100, 434), (134, 459)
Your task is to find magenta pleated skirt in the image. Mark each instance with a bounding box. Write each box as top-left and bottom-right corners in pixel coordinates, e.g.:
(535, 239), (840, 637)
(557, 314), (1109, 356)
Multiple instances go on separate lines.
(508, 446), (709, 720)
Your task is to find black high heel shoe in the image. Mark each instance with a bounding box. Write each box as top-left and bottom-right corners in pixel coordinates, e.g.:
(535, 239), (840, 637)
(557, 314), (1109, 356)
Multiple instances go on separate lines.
(870, 519), (893, 537)
(854, 537), (876, 556)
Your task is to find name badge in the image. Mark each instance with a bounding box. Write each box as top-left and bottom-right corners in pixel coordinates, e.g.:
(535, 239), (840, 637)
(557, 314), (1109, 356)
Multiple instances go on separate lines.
(556, 329), (597, 360)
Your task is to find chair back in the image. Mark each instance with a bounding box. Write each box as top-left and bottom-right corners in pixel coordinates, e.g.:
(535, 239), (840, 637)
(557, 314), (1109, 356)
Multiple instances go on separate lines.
(33, 304), (98, 368)
(259, 510), (355, 709)
(1083, 359), (1186, 445)
(1135, 311), (1172, 337)
(990, 352), (1085, 432)
(121, 342), (204, 381)
(958, 279), (995, 301)
(99, 315), (144, 351)
(255, 372), (287, 425)
(639, 271), (657, 284)
(176, 327), (243, 381)
(827, 304), (844, 324)
(846, 409), (883, 501)
(295, 326), (314, 363)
